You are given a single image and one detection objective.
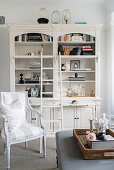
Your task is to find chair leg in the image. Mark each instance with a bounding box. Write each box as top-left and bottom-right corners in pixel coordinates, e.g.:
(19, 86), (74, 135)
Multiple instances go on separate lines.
(25, 142), (28, 149)
(7, 146), (10, 169)
(40, 137), (42, 154)
(4, 143), (7, 155)
(43, 135), (46, 157)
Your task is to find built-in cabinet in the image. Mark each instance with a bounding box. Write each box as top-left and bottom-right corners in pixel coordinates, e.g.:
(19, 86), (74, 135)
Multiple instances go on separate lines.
(9, 24), (101, 136)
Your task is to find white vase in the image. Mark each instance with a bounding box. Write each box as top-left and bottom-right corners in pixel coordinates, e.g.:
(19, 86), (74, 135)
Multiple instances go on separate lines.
(65, 62), (70, 71)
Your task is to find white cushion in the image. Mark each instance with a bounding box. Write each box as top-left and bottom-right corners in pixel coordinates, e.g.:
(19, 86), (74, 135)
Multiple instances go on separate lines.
(1, 92), (26, 110)
(1, 123), (43, 141)
(0, 92), (27, 132)
(1, 104), (26, 132)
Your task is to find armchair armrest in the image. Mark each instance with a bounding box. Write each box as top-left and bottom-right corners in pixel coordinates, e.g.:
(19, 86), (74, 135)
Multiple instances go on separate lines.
(28, 102), (42, 117)
(27, 101), (45, 130)
(0, 114), (9, 142)
(0, 114), (8, 122)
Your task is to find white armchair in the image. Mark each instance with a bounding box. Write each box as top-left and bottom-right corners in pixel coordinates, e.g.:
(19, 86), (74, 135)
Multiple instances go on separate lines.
(0, 91), (46, 169)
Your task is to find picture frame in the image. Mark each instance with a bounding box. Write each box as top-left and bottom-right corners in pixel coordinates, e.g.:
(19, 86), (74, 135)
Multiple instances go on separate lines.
(32, 72), (39, 80)
(31, 88), (38, 97)
(70, 60), (80, 71)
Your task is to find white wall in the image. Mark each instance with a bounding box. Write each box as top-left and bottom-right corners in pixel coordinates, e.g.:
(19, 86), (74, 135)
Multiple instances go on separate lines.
(0, 0), (105, 24)
(104, 1), (114, 121)
(0, 26), (10, 92)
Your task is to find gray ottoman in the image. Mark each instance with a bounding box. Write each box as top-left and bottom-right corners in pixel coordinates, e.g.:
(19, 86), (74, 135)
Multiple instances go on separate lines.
(56, 130), (114, 170)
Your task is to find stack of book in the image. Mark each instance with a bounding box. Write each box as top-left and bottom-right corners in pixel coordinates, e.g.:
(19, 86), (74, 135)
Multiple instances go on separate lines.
(82, 46), (94, 55)
(83, 34), (95, 42)
(87, 135), (114, 149)
(69, 77), (85, 81)
(71, 33), (83, 42)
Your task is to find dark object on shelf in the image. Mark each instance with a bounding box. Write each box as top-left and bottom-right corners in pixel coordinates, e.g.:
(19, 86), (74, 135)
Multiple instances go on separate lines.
(25, 80), (39, 84)
(70, 47), (82, 55)
(96, 133), (106, 141)
(72, 100), (78, 104)
(61, 64), (65, 71)
(37, 18), (49, 24)
(0, 16), (5, 24)
(69, 77), (85, 81)
(25, 87), (31, 97)
(27, 33), (42, 42)
(42, 94), (53, 98)
(19, 73), (24, 84)
(75, 73), (78, 78)
(28, 88), (31, 97)
(58, 44), (64, 55)
(28, 52), (31, 56)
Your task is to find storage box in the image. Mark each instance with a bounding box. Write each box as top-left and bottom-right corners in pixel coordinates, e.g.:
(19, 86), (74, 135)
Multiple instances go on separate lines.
(87, 135), (114, 149)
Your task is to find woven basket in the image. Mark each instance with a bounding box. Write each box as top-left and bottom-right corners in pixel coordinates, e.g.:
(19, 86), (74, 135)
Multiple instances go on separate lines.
(73, 129), (114, 159)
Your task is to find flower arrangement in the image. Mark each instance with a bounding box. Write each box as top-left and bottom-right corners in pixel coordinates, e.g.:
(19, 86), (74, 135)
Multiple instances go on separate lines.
(94, 113), (109, 140)
(86, 132), (96, 141)
(94, 113), (109, 133)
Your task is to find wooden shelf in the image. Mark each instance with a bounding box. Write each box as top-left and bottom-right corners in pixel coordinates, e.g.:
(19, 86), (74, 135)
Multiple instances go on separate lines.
(42, 79), (53, 82)
(15, 41), (53, 46)
(15, 68), (41, 71)
(58, 41), (95, 45)
(42, 67), (54, 70)
(42, 92), (53, 94)
(14, 55), (54, 59)
(15, 83), (40, 86)
(59, 55), (97, 59)
(59, 80), (95, 83)
(59, 70), (95, 73)
(15, 83), (53, 86)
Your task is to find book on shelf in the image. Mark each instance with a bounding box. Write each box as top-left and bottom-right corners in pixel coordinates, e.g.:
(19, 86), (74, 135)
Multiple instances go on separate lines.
(42, 34), (52, 42)
(73, 68), (92, 71)
(69, 77), (85, 81)
(75, 22), (87, 24)
(58, 34), (72, 42)
(83, 34), (95, 42)
(27, 33), (42, 42)
(58, 33), (95, 43)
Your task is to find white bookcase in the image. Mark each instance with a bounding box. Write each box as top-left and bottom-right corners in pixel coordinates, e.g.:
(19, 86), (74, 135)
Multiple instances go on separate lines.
(8, 24), (101, 136)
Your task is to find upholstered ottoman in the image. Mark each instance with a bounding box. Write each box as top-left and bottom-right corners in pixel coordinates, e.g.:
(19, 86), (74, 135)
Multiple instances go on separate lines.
(56, 130), (114, 170)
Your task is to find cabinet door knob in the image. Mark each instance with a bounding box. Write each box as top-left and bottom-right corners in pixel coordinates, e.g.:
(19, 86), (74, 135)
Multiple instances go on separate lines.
(31, 118), (36, 120)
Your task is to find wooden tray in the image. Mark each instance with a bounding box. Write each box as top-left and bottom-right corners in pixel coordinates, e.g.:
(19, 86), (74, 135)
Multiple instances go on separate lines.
(73, 129), (114, 159)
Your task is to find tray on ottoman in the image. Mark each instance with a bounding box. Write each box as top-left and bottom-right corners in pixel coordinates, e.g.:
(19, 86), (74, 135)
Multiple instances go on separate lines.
(73, 129), (114, 159)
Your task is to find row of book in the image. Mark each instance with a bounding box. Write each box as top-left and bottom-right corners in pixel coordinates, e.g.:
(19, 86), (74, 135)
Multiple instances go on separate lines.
(15, 33), (53, 42)
(58, 33), (95, 42)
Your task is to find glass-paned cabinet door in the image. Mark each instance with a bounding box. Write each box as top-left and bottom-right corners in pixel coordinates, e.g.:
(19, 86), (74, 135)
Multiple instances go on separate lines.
(58, 33), (96, 98)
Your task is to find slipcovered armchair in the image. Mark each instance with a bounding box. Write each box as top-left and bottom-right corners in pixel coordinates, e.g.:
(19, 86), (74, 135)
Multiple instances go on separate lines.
(0, 91), (46, 169)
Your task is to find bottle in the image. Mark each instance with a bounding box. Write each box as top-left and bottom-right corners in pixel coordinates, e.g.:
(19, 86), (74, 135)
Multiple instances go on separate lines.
(90, 90), (95, 97)
(65, 62), (70, 71)
(81, 86), (85, 96)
